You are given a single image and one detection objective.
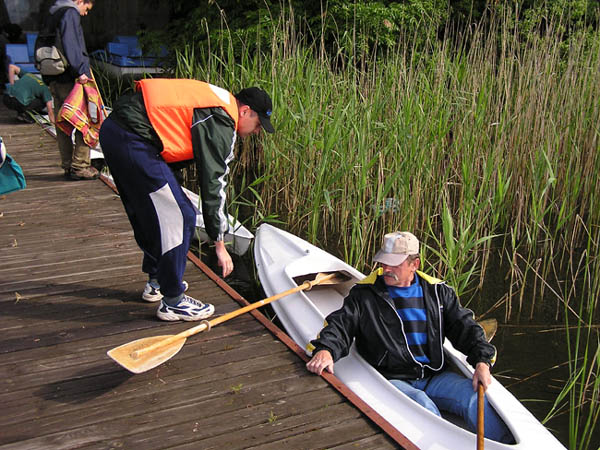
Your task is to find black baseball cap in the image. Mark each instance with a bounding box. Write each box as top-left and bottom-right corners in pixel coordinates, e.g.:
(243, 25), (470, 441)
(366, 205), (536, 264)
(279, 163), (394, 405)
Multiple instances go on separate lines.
(235, 87), (275, 133)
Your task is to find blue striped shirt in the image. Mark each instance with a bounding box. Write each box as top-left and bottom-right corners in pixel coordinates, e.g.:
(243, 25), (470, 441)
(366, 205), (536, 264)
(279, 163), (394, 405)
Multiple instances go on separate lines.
(387, 275), (430, 364)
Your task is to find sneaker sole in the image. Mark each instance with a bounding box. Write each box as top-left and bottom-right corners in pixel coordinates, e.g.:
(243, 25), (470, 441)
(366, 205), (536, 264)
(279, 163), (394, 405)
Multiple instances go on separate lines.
(156, 304), (215, 322)
(142, 281), (189, 303)
(142, 292), (163, 302)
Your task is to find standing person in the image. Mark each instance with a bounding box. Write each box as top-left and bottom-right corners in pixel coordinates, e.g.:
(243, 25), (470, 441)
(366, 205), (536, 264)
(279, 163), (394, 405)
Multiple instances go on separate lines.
(99, 79), (274, 322)
(3, 65), (54, 123)
(306, 231), (513, 443)
(40, 0), (97, 180)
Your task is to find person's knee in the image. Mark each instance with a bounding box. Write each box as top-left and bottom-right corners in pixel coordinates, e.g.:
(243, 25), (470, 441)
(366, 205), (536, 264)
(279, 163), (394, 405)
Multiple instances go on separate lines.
(412, 391), (441, 416)
(466, 395), (513, 443)
(465, 393), (479, 430)
(390, 379), (442, 416)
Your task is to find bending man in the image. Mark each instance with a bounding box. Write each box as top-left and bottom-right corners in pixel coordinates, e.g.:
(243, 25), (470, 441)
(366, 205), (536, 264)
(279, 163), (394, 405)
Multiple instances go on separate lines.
(99, 79), (274, 322)
(3, 65), (54, 123)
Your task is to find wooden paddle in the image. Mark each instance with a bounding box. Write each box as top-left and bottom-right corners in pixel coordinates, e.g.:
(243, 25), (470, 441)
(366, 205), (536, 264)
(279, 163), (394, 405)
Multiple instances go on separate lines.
(477, 382), (485, 450)
(107, 271), (349, 374)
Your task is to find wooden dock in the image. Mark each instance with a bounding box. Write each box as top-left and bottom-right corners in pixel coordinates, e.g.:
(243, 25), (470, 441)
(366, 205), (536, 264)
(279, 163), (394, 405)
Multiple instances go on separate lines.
(0, 105), (408, 449)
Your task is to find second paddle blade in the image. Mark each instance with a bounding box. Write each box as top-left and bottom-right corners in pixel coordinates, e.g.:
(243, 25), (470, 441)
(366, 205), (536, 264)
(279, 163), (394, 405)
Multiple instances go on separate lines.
(478, 318), (498, 342)
(107, 335), (186, 374)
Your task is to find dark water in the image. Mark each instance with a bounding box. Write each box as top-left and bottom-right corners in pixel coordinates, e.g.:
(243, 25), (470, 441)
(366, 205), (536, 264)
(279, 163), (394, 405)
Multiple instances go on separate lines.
(491, 326), (579, 448)
(197, 242), (598, 449)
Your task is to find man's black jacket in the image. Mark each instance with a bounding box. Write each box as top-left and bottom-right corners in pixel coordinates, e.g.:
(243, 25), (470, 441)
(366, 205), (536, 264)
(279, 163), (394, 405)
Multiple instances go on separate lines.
(310, 269), (496, 380)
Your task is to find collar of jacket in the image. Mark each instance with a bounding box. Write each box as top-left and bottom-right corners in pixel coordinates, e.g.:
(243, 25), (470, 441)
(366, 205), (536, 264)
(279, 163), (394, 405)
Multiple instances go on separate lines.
(358, 267), (444, 286)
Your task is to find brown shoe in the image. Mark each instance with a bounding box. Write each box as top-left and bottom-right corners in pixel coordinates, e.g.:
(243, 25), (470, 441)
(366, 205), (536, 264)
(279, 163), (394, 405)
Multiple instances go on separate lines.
(70, 166), (99, 180)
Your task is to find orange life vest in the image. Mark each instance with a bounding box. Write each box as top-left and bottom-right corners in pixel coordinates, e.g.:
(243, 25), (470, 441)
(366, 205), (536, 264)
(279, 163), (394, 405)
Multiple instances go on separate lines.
(136, 79), (239, 163)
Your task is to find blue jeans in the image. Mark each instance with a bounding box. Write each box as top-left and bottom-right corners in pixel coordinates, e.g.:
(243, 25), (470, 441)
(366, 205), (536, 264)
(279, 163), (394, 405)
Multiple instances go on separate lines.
(390, 370), (513, 443)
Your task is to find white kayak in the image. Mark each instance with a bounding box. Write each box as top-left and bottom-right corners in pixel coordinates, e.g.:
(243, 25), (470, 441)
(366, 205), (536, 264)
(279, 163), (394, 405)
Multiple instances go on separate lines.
(254, 224), (565, 450)
(99, 173), (252, 256)
(181, 187), (253, 256)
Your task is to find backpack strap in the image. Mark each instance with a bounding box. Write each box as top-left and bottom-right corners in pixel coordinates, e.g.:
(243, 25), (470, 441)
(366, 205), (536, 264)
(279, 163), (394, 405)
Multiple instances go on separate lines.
(35, 7), (70, 56)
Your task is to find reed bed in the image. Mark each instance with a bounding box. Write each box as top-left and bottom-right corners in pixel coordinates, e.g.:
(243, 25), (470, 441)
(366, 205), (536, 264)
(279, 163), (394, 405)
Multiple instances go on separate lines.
(173, 7), (600, 316)
(174, 7), (599, 447)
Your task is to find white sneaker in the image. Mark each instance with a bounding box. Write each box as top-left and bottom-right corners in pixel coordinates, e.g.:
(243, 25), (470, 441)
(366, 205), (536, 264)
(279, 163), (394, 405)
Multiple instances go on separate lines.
(142, 280), (188, 302)
(156, 295), (215, 321)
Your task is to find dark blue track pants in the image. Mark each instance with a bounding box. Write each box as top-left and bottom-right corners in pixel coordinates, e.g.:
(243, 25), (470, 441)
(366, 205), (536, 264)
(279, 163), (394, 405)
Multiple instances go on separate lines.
(99, 118), (194, 298)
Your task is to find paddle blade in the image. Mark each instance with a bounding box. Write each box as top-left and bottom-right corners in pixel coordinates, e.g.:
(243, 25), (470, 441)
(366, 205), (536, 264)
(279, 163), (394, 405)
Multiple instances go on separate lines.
(107, 335), (186, 374)
(294, 271), (354, 287)
(478, 318), (498, 342)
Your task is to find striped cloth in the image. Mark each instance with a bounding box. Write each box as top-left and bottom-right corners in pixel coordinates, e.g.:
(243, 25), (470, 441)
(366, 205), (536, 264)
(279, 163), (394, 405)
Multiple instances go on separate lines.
(57, 79), (106, 148)
(387, 274), (431, 364)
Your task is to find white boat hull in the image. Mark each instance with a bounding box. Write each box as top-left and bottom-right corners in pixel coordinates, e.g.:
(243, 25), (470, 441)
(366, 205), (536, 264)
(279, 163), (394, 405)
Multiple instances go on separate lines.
(182, 188), (253, 256)
(254, 224), (565, 450)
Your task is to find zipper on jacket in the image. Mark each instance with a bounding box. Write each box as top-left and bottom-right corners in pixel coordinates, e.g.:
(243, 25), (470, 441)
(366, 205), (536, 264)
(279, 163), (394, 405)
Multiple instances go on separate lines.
(382, 294), (425, 372)
(381, 279), (446, 374)
(432, 283), (445, 370)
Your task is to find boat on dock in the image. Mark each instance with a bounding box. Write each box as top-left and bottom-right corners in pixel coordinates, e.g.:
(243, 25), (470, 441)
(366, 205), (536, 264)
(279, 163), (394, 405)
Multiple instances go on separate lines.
(100, 177), (253, 256)
(254, 223), (566, 450)
(182, 187), (253, 256)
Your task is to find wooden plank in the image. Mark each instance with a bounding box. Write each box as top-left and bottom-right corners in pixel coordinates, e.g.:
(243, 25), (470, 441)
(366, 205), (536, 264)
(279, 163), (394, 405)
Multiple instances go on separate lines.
(0, 313), (262, 369)
(88, 400), (370, 450)
(0, 297), (264, 354)
(0, 261), (218, 300)
(3, 385), (343, 450)
(330, 434), (402, 449)
(240, 417), (394, 450)
(1, 339), (298, 438)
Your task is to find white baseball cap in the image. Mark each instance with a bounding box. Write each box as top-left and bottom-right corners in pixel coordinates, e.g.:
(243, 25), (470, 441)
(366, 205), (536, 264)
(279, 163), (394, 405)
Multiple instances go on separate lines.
(372, 231), (420, 266)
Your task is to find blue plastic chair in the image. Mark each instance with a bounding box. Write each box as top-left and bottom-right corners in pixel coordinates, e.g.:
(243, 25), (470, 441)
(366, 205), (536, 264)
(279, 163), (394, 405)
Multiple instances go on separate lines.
(106, 42), (130, 57)
(6, 44), (29, 64)
(5, 43), (38, 73)
(112, 36), (142, 57)
(114, 35), (138, 48)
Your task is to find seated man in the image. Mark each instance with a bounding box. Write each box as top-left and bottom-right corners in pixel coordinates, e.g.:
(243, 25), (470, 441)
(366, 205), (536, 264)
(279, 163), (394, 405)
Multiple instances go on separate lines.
(306, 231), (512, 443)
(3, 65), (54, 123)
